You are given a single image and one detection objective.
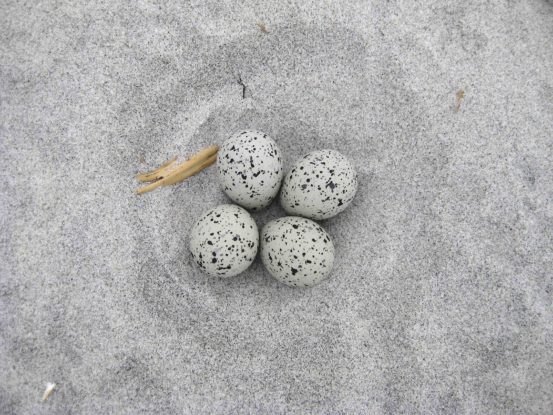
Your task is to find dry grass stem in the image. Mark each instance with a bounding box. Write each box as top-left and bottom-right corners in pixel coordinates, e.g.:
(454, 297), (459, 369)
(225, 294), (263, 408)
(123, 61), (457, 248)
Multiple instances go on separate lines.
(136, 145), (218, 195)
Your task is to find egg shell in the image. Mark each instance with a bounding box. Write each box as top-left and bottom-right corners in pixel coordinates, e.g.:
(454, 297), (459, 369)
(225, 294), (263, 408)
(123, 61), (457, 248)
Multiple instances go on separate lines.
(260, 216), (335, 287)
(218, 130), (283, 210)
(280, 149), (358, 220)
(189, 204), (259, 277)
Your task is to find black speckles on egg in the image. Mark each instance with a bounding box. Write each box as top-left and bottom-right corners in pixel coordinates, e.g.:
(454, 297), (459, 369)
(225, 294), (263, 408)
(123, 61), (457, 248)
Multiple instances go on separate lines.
(280, 149), (358, 220)
(260, 216), (335, 287)
(189, 205), (259, 277)
(217, 131), (284, 210)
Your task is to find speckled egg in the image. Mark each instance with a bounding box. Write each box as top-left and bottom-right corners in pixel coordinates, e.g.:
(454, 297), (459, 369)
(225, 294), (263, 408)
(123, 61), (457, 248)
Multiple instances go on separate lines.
(218, 130), (283, 210)
(280, 149), (357, 220)
(260, 217), (335, 287)
(189, 204), (259, 277)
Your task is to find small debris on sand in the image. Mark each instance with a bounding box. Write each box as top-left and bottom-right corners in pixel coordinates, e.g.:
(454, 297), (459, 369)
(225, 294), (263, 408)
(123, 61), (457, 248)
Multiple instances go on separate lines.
(237, 74), (247, 99)
(42, 382), (56, 402)
(455, 89), (465, 112)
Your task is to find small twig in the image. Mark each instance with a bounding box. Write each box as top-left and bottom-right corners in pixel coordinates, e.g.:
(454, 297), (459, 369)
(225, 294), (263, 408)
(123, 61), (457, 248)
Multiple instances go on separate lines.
(42, 383), (56, 402)
(256, 22), (269, 33)
(136, 145), (218, 195)
(162, 153), (217, 186)
(136, 156), (178, 182)
(237, 74), (246, 99)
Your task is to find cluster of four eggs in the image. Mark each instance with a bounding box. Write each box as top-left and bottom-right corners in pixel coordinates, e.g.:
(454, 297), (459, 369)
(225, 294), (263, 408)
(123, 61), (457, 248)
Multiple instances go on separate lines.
(189, 131), (358, 287)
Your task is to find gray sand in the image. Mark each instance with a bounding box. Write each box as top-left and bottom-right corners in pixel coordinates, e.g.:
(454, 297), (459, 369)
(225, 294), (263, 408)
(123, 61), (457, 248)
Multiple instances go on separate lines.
(1, 1), (552, 413)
